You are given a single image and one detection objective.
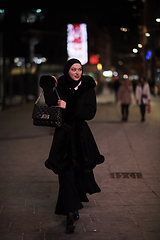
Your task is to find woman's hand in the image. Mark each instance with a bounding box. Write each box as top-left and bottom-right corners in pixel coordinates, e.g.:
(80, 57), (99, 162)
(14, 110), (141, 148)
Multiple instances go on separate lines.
(51, 76), (66, 109)
(58, 100), (66, 109)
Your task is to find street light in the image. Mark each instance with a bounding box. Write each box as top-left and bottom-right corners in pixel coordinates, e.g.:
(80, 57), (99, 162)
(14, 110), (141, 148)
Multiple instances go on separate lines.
(123, 74), (128, 79)
(145, 32), (150, 37)
(120, 27), (128, 32)
(103, 70), (113, 77)
(97, 63), (102, 71)
(156, 18), (160, 23)
(132, 48), (138, 54)
(36, 9), (42, 13)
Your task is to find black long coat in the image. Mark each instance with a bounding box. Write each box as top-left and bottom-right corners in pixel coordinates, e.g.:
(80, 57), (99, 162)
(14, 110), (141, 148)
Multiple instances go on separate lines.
(41, 75), (104, 175)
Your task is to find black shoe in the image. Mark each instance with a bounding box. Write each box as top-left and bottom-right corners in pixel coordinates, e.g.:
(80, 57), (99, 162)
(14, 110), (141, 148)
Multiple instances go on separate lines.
(66, 212), (75, 234)
(74, 210), (79, 220)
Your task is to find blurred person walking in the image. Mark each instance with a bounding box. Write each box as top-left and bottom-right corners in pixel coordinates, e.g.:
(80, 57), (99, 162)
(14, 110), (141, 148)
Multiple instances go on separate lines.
(136, 77), (150, 122)
(39, 58), (104, 233)
(113, 77), (120, 103)
(118, 78), (132, 121)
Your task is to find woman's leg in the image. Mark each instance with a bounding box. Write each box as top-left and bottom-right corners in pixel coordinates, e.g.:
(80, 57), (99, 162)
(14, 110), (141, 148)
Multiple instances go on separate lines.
(126, 104), (129, 121)
(55, 169), (85, 233)
(121, 104), (125, 121)
(55, 169), (83, 216)
(140, 104), (146, 121)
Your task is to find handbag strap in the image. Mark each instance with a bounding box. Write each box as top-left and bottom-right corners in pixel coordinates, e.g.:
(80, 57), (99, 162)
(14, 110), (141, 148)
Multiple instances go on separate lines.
(35, 87), (61, 104)
(53, 87), (61, 100)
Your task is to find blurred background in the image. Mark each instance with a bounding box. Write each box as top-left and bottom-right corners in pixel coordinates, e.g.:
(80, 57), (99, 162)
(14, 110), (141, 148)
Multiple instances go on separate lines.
(0, 0), (160, 109)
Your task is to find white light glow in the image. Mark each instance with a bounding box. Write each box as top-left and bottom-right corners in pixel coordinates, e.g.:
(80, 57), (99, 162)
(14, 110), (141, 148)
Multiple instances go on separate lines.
(103, 70), (113, 77)
(123, 74), (128, 79)
(36, 9), (42, 13)
(0, 9), (5, 13)
(33, 57), (47, 64)
(67, 23), (88, 65)
(145, 32), (150, 37)
(133, 48), (138, 53)
(156, 18), (160, 22)
(113, 71), (118, 77)
(14, 57), (20, 63)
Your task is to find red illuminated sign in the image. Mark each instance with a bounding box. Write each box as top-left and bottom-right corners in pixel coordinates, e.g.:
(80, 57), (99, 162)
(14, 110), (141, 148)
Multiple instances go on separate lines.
(90, 54), (99, 65)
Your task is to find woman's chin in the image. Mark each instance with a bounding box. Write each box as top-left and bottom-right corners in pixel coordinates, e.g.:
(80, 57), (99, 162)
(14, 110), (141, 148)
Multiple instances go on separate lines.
(73, 78), (80, 81)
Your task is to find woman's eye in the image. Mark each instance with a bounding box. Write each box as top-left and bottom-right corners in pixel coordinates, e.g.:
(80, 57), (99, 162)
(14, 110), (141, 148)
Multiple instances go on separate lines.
(71, 68), (82, 72)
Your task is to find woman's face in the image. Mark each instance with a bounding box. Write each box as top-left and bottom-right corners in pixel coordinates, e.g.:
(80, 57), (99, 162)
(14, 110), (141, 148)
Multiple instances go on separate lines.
(68, 63), (82, 81)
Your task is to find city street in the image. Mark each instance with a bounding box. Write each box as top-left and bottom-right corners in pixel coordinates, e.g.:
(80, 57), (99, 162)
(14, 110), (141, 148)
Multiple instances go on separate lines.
(0, 92), (160, 240)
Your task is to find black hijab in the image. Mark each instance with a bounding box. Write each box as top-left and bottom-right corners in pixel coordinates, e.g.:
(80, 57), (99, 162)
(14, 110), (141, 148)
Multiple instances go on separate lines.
(63, 58), (83, 89)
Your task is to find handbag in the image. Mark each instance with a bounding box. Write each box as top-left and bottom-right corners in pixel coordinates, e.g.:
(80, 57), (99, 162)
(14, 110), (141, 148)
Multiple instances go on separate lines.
(32, 87), (62, 127)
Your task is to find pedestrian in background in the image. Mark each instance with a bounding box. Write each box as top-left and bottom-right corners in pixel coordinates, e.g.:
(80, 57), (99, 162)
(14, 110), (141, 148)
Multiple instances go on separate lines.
(39, 58), (104, 233)
(118, 78), (132, 121)
(113, 77), (120, 103)
(136, 77), (150, 122)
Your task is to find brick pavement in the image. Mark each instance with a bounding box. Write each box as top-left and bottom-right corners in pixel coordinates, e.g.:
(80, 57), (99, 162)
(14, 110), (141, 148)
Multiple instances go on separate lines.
(0, 93), (160, 240)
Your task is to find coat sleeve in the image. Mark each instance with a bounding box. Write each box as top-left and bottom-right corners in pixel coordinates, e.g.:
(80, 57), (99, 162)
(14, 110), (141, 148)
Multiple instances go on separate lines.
(39, 75), (58, 106)
(75, 88), (97, 120)
(42, 86), (58, 106)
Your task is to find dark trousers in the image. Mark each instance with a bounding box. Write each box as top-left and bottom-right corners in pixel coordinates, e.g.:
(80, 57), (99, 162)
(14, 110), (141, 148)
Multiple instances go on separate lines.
(55, 168), (101, 215)
(121, 104), (129, 120)
(140, 103), (146, 120)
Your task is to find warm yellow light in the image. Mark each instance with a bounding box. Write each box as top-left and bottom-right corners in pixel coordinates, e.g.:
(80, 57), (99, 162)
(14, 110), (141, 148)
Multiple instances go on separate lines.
(97, 63), (102, 71)
(120, 27), (127, 32)
(118, 61), (123, 65)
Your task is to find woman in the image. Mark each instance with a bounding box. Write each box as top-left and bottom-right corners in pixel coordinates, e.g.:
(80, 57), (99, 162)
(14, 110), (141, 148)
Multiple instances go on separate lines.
(40, 58), (104, 233)
(136, 77), (150, 122)
(118, 78), (132, 121)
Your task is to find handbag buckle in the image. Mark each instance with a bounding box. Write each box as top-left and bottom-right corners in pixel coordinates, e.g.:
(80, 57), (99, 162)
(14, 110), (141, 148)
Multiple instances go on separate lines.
(41, 114), (50, 119)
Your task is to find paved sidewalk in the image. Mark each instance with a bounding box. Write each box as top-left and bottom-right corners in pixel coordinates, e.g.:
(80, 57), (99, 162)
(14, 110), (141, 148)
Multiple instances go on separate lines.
(0, 93), (160, 240)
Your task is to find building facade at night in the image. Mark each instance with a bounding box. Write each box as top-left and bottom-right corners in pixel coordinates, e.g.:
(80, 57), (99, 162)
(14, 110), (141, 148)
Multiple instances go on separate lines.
(0, 1), (160, 108)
